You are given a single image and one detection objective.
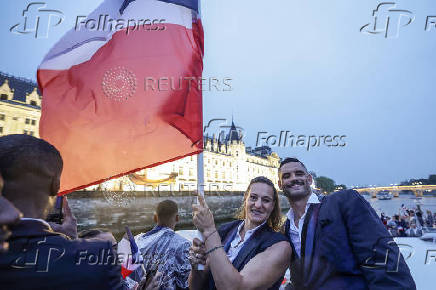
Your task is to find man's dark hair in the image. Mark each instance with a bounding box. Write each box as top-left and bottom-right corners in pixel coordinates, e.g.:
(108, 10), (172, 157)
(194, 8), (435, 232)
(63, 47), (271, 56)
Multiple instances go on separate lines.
(78, 228), (109, 239)
(0, 134), (63, 180)
(156, 200), (178, 222)
(279, 157), (307, 171)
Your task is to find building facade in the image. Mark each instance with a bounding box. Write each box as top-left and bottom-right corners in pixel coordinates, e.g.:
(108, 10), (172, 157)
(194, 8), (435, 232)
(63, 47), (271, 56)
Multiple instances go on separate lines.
(0, 72), (41, 137)
(96, 122), (281, 193)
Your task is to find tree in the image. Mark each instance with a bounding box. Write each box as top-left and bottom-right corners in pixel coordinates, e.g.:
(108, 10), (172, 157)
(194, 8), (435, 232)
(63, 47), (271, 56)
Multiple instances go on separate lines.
(428, 175), (436, 185)
(400, 180), (410, 186)
(315, 176), (336, 194)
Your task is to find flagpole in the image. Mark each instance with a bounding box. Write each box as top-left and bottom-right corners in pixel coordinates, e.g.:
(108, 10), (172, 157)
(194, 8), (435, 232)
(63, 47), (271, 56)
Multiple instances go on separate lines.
(196, 0), (205, 270)
(196, 148), (205, 270)
(197, 152), (205, 196)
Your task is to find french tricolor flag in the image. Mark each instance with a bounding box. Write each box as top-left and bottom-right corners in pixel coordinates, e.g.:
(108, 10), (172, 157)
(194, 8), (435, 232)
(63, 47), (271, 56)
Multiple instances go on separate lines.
(118, 226), (143, 279)
(37, 0), (203, 194)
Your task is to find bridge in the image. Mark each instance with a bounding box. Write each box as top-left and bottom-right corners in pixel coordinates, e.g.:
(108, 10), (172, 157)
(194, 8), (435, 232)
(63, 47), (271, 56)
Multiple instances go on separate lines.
(354, 185), (436, 198)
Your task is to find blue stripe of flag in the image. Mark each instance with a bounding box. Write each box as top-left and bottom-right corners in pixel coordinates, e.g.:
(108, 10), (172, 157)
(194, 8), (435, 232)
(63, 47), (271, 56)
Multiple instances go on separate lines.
(120, 0), (198, 14)
(125, 226), (139, 262)
(157, 0), (198, 12)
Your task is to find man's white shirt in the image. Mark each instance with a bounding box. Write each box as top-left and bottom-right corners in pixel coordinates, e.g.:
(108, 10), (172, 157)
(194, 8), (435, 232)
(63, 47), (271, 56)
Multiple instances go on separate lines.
(286, 193), (320, 258)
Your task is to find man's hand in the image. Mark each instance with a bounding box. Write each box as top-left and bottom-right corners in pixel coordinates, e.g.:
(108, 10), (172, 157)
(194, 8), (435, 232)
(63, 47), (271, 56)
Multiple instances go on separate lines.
(189, 238), (207, 267)
(137, 271), (162, 290)
(49, 196), (78, 239)
(192, 194), (216, 235)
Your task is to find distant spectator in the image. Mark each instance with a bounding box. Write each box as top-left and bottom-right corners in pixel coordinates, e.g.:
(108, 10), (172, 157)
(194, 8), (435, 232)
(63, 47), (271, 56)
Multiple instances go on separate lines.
(415, 206), (425, 229)
(408, 210), (416, 224)
(425, 210), (434, 228)
(380, 212), (388, 226)
(127, 200), (191, 289)
(387, 220), (398, 236)
(397, 226), (407, 237)
(399, 216), (408, 230)
(406, 222), (423, 237)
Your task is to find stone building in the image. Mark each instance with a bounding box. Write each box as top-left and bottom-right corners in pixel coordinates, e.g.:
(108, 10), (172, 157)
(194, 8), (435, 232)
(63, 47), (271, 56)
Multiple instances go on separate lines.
(97, 121), (281, 193)
(0, 72), (41, 137)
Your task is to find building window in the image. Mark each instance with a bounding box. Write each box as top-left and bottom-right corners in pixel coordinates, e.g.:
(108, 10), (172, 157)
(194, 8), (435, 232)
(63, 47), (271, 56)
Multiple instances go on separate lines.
(189, 168), (193, 177)
(30, 100), (37, 106)
(0, 94), (7, 100)
(31, 119), (36, 125)
(0, 114), (4, 121)
(0, 127), (3, 134)
(179, 167), (184, 176)
(25, 118), (30, 124)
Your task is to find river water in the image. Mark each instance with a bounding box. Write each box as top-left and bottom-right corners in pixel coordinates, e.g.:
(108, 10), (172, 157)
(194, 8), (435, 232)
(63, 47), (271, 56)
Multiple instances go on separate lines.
(68, 192), (436, 237)
(364, 195), (436, 216)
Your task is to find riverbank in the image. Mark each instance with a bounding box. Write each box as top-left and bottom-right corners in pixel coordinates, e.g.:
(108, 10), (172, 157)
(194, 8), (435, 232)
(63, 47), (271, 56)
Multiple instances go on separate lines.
(69, 191), (291, 237)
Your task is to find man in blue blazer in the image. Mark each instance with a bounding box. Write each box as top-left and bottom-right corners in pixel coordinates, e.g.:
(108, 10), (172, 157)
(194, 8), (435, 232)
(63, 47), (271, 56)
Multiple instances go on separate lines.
(278, 157), (416, 290)
(0, 134), (125, 290)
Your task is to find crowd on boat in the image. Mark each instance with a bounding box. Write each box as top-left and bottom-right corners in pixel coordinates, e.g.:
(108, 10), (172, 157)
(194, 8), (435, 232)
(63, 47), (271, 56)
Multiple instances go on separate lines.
(380, 205), (435, 237)
(0, 134), (417, 289)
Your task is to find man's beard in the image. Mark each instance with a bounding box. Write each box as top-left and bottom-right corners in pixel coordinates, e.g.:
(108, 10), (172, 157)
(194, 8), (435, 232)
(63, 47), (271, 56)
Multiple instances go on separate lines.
(282, 180), (311, 201)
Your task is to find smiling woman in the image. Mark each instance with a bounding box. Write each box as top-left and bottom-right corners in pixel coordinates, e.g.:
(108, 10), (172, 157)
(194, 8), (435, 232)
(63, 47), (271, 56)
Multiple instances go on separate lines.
(235, 177), (283, 232)
(189, 176), (291, 290)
